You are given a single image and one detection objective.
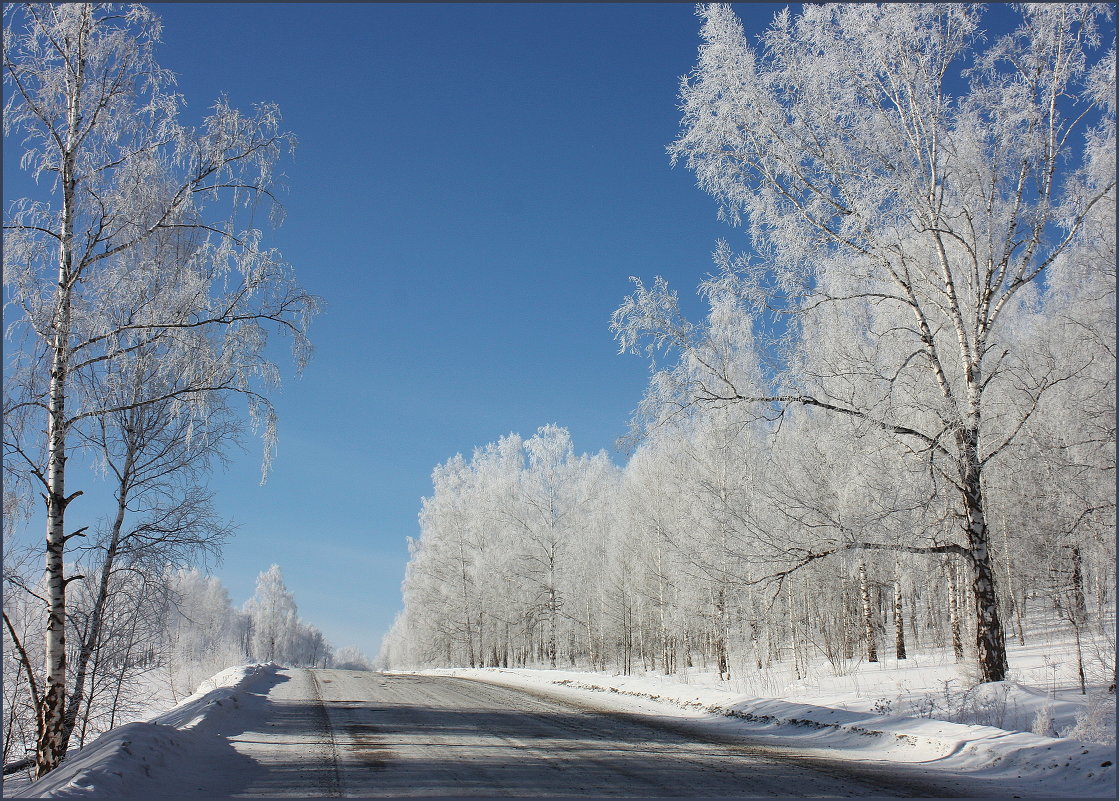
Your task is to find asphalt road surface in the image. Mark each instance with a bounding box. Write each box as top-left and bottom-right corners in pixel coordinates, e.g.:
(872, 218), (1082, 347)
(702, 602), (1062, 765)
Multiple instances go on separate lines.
(184, 667), (1013, 798)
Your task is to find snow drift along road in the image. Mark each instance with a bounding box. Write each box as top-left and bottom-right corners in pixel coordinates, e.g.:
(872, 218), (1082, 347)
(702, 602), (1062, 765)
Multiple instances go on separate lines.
(9, 664), (281, 799)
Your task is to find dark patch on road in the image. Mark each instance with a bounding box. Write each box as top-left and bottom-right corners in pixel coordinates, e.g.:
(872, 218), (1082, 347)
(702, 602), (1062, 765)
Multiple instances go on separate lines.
(344, 722), (391, 770)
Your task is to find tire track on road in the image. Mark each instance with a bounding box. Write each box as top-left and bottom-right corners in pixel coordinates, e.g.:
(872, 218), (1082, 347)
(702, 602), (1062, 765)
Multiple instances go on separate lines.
(307, 670), (343, 797)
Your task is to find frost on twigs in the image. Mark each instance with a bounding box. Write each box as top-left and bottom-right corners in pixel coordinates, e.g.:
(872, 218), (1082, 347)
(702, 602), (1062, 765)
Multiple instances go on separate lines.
(1064, 692), (1117, 747)
(611, 247), (768, 445)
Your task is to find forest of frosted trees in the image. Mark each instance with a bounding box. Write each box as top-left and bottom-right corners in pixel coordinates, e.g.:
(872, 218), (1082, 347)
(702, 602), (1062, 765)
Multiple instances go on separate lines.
(382, 3), (1115, 686)
(382, 367), (1113, 682)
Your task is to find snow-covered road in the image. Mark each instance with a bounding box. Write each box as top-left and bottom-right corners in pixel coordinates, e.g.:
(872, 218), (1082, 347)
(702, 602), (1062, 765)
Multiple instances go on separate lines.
(18, 665), (1106, 797)
(205, 668), (995, 797)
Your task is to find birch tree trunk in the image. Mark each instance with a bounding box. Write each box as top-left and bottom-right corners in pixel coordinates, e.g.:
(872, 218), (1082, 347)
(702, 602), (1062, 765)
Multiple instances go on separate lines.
(959, 438), (1008, 681)
(715, 587), (730, 680)
(40, 302), (73, 777)
(547, 550), (558, 669)
(38, 15), (87, 768)
(457, 540), (475, 669)
(999, 526), (1026, 647)
(891, 576), (905, 661)
(60, 463), (130, 758)
(907, 586), (920, 652)
(947, 558), (964, 662)
(858, 560), (877, 663)
(1069, 545), (1088, 625)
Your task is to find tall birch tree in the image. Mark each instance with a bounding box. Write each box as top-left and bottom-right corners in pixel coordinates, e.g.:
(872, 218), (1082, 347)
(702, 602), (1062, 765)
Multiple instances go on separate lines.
(3, 3), (317, 774)
(617, 2), (1114, 684)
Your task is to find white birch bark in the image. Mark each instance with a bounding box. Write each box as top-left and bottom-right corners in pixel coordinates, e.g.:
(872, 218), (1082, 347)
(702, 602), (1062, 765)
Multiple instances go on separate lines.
(857, 560), (878, 664)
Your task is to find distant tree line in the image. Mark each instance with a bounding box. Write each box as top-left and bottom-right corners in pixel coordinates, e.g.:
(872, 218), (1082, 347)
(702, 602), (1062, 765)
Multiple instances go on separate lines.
(3, 563), (371, 775)
(381, 409), (1113, 687)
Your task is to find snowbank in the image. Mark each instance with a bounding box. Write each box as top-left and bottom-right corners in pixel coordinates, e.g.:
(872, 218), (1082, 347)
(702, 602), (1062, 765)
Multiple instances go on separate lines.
(424, 666), (1117, 798)
(153, 663), (278, 730)
(8, 664), (280, 799)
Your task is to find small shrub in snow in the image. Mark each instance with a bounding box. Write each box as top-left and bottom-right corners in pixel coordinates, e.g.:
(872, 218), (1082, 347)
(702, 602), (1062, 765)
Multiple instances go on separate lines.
(1031, 703), (1057, 738)
(910, 680), (1027, 730)
(1063, 692), (1116, 746)
(924, 679), (964, 720)
(871, 697), (894, 715)
(960, 682), (1018, 729)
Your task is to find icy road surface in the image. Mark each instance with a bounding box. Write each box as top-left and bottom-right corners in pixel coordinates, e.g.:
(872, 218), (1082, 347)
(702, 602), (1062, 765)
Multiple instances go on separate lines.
(198, 667), (995, 797)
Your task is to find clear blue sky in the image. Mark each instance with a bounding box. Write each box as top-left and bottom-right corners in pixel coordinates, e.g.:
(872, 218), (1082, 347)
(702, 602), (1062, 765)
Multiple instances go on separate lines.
(4, 3), (782, 659)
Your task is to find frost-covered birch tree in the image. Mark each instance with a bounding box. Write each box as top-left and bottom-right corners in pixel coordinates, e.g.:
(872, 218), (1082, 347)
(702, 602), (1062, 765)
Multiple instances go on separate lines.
(3, 3), (317, 774)
(514, 426), (613, 668)
(244, 565), (298, 665)
(616, 2), (1114, 684)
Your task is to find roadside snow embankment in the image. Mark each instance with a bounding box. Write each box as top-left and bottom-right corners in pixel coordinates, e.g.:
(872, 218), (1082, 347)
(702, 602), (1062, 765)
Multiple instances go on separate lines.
(11, 664), (281, 799)
(426, 667), (1116, 798)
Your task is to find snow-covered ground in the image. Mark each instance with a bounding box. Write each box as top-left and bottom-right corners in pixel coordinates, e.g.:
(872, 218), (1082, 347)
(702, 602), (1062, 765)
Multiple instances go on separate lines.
(6, 630), (1114, 798)
(420, 631), (1116, 798)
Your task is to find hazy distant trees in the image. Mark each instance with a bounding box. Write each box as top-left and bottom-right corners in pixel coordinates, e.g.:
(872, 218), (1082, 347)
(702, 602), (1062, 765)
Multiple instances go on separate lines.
(161, 565), (342, 697)
(160, 570), (248, 703)
(4, 563), (353, 774)
(387, 427), (618, 669)
(245, 565), (299, 665)
(242, 564), (333, 669)
(2, 3), (317, 775)
(333, 647), (374, 672)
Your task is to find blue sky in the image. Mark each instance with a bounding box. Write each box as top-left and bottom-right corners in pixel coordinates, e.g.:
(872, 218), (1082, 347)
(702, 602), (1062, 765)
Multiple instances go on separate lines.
(4, 3), (782, 658)
(149, 2), (782, 658)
